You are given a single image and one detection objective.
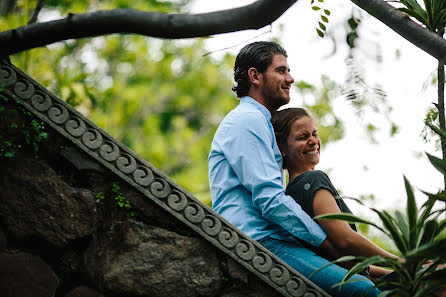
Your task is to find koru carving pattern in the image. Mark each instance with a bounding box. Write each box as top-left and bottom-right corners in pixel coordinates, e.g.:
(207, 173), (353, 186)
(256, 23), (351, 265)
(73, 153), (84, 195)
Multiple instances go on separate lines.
(0, 60), (329, 297)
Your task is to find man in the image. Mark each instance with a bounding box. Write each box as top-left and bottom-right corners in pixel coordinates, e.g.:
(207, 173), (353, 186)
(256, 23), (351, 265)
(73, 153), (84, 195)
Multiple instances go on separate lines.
(208, 41), (381, 296)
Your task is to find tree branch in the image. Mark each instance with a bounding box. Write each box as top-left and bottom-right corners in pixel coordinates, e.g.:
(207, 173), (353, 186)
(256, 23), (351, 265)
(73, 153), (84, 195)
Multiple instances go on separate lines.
(1, 0), (445, 64)
(28, 0), (45, 25)
(0, 0), (298, 57)
(351, 0), (446, 62)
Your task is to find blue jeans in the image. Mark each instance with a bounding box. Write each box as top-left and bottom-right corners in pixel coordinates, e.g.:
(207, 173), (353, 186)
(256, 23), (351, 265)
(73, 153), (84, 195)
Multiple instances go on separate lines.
(258, 236), (381, 297)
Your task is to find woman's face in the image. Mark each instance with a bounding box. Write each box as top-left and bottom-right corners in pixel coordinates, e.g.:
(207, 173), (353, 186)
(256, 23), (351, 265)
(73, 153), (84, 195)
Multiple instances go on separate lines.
(284, 116), (321, 174)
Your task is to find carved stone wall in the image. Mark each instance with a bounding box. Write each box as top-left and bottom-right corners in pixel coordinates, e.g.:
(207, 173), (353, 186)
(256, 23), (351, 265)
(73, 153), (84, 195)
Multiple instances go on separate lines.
(0, 60), (330, 297)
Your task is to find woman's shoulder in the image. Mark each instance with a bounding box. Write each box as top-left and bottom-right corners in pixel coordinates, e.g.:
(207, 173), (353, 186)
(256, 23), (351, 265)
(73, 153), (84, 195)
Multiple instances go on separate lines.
(291, 170), (329, 184)
(305, 170), (329, 179)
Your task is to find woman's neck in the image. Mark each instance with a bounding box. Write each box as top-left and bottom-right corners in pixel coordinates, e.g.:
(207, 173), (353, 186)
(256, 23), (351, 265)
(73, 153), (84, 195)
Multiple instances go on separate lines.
(289, 167), (314, 182)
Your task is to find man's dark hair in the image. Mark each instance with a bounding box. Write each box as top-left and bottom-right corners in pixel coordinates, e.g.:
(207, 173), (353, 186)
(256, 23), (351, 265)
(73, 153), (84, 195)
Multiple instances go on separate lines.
(232, 41), (288, 98)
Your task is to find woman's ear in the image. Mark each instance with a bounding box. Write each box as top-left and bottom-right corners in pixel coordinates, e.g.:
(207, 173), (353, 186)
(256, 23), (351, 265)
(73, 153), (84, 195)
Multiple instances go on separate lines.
(247, 67), (261, 86)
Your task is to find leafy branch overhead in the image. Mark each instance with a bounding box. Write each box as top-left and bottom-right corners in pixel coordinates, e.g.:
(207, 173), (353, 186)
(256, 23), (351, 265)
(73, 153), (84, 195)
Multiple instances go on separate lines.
(0, 0), (446, 62)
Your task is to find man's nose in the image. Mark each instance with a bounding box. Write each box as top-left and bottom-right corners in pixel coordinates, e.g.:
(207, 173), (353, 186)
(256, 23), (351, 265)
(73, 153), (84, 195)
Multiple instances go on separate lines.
(286, 72), (294, 84)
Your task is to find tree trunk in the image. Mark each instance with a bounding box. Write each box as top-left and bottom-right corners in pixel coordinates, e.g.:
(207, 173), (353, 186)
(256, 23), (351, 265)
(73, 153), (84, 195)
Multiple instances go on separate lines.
(438, 59), (446, 190)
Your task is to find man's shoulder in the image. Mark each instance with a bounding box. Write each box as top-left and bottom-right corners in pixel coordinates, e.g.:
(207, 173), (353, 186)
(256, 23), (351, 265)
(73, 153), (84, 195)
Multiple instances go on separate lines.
(223, 103), (268, 128)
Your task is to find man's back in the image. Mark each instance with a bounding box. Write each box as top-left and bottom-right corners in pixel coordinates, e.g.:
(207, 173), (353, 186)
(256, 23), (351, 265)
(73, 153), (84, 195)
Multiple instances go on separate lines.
(209, 96), (283, 241)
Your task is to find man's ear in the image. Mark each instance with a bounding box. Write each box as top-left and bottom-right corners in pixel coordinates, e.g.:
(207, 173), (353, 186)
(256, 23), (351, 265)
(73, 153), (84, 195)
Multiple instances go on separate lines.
(247, 67), (261, 86)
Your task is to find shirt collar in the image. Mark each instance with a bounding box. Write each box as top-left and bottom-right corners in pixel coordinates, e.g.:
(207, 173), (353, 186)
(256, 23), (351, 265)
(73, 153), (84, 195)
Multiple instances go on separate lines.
(240, 96), (272, 120)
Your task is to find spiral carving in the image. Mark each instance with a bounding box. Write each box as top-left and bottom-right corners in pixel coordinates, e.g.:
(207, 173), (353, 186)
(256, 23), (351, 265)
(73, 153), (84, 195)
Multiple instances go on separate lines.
(82, 129), (103, 150)
(99, 141), (120, 162)
(201, 215), (222, 236)
(270, 265), (290, 286)
(13, 79), (34, 99)
(286, 277), (307, 297)
(48, 104), (69, 124)
(184, 202), (205, 224)
(167, 190), (187, 211)
(0, 65), (17, 86)
(252, 252), (273, 273)
(132, 166), (154, 187)
(218, 227), (239, 249)
(116, 153), (137, 174)
(303, 290), (322, 297)
(31, 92), (52, 112)
(149, 178), (171, 198)
(65, 117), (86, 137)
(235, 239), (256, 261)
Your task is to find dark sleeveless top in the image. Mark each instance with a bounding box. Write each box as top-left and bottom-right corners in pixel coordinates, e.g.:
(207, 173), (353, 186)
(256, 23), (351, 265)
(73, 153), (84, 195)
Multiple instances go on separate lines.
(286, 170), (370, 278)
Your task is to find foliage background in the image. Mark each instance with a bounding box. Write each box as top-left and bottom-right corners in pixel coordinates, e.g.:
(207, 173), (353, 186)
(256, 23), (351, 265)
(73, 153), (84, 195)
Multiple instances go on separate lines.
(2, 0), (346, 206)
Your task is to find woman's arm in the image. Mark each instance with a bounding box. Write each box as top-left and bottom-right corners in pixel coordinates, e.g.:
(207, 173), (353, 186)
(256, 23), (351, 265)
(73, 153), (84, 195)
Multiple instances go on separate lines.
(369, 266), (393, 281)
(313, 188), (397, 260)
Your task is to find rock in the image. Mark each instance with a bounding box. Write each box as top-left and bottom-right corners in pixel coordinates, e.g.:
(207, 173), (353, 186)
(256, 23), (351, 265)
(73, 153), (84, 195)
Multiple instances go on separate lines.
(227, 257), (248, 284)
(84, 220), (223, 297)
(0, 226), (6, 251)
(0, 158), (97, 247)
(65, 286), (104, 297)
(60, 147), (104, 173)
(0, 252), (59, 297)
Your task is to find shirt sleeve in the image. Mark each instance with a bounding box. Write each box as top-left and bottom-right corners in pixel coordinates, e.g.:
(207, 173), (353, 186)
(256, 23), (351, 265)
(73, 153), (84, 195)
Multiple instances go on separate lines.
(223, 111), (327, 247)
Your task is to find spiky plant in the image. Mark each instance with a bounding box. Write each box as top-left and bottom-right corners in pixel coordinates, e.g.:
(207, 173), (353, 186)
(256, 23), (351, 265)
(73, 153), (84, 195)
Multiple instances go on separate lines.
(315, 124), (446, 296)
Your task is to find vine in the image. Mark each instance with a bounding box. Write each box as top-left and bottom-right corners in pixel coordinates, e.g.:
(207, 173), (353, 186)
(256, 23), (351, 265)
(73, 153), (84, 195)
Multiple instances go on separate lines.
(111, 182), (135, 217)
(310, 0), (331, 38)
(0, 84), (48, 159)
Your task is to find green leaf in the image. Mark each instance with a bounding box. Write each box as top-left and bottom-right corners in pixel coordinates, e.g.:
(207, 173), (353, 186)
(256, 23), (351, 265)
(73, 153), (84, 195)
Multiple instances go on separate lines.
(426, 152), (446, 175)
(312, 6), (321, 11)
(404, 176), (418, 249)
(347, 17), (360, 30)
(394, 210), (409, 243)
(324, 9), (330, 15)
(419, 219), (438, 246)
(405, 237), (446, 259)
(314, 212), (388, 234)
(439, 218), (446, 233)
(319, 22), (326, 31)
(397, 7), (430, 28)
(341, 256), (390, 283)
(375, 209), (407, 253)
(321, 15), (329, 23)
(316, 28), (324, 37)
(310, 255), (357, 278)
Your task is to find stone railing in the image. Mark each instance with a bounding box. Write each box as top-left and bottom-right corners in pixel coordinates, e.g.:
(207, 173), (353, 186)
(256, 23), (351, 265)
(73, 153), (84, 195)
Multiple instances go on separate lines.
(0, 60), (330, 297)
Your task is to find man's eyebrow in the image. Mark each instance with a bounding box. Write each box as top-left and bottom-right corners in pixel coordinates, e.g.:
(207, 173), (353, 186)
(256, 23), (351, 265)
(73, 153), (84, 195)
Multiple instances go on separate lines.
(276, 66), (290, 72)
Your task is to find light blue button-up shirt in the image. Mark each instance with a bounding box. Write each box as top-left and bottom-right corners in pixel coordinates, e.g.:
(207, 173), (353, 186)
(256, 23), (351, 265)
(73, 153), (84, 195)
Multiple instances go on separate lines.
(208, 96), (326, 247)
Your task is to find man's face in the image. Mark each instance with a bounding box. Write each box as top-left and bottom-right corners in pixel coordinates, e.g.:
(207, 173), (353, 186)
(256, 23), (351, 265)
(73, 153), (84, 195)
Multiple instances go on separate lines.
(258, 54), (294, 110)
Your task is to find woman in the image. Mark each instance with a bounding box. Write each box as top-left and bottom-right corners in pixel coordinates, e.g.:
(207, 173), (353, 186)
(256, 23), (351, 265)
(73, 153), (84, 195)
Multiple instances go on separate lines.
(271, 107), (396, 281)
